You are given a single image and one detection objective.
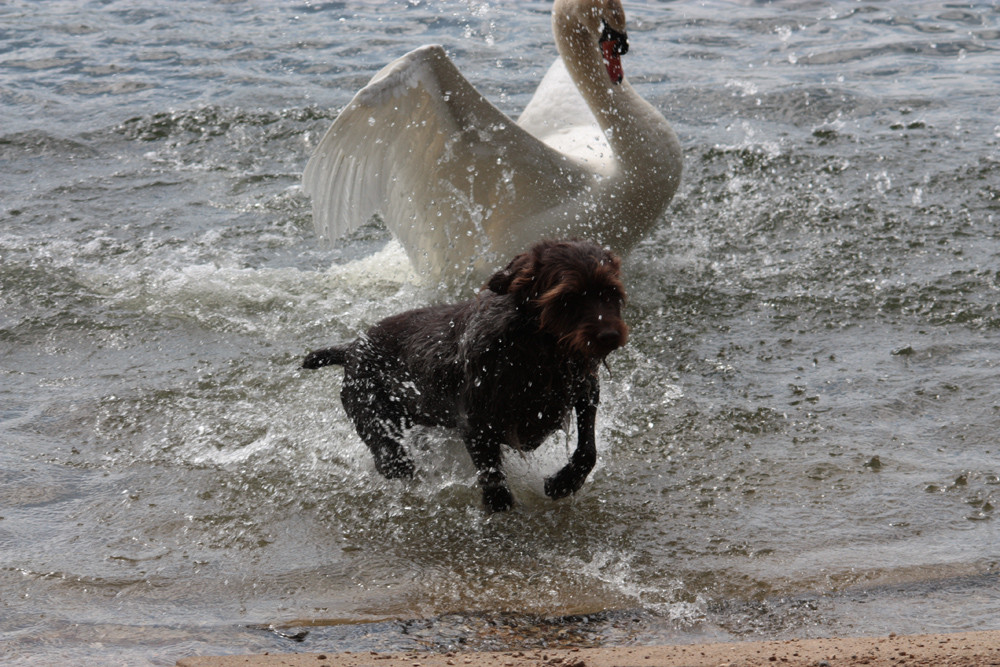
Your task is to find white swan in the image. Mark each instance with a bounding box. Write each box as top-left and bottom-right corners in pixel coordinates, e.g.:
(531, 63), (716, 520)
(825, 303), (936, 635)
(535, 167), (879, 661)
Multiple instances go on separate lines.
(303, 0), (682, 288)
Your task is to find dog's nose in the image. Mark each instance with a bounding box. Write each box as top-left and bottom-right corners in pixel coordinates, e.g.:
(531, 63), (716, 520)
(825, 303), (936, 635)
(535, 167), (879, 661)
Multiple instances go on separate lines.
(597, 328), (623, 350)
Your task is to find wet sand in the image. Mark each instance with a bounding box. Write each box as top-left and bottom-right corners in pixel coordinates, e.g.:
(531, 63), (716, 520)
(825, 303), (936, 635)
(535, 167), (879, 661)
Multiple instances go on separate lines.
(178, 630), (1000, 666)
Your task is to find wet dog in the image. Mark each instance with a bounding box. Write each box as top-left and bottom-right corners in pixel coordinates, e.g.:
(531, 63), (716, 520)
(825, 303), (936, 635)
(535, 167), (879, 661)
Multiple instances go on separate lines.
(302, 239), (628, 512)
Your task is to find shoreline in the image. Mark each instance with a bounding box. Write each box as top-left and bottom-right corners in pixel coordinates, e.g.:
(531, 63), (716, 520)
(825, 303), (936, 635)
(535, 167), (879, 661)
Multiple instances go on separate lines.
(177, 630), (1000, 666)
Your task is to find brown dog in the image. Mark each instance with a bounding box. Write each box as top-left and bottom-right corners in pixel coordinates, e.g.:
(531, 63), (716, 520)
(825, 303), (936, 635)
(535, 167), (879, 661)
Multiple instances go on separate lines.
(302, 239), (628, 512)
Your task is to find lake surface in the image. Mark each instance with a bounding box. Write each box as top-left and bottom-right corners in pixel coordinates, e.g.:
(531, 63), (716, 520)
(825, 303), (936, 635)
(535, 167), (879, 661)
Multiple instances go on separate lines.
(2, 1), (999, 664)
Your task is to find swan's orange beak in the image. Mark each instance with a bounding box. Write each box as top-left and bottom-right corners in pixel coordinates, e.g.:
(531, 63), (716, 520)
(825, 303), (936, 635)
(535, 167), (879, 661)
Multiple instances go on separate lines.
(599, 24), (628, 85)
(602, 40), (623, 84)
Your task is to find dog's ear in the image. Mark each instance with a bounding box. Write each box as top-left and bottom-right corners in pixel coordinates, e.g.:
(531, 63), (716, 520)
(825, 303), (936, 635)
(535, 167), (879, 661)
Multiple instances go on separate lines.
(601, 248), (623, 279)
(603, 248), (621, 271)
(597, 247), (627, 303)
(486, 249), (536, 296)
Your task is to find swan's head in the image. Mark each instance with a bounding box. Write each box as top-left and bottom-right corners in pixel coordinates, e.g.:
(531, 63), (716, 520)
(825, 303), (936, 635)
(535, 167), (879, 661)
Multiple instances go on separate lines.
(553, 0), (629, 85)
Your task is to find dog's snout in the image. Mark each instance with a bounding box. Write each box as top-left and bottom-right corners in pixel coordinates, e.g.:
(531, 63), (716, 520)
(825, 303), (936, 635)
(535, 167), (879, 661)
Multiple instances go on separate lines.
(597, 327), (623, 350)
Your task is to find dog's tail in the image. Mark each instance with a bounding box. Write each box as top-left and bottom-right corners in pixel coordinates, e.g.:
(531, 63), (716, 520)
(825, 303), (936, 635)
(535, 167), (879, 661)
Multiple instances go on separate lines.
(302, 346), (349, 369)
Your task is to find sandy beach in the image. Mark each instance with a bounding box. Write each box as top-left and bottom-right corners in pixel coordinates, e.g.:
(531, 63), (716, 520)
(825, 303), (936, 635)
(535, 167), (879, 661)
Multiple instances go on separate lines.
(177, 630), (1000, 667)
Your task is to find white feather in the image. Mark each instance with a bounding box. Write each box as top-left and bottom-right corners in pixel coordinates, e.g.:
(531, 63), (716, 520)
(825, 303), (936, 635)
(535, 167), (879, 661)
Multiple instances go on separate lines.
(303, 0), (682, 289)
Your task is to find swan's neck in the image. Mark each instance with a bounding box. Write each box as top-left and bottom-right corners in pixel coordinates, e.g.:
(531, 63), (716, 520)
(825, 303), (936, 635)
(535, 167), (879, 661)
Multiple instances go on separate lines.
(554, 23), (670, 174)
(548, 5), (683, 251)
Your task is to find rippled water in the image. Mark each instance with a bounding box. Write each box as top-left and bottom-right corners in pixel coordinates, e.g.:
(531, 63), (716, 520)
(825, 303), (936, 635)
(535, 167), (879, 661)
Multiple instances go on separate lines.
(2, 1), (1000, 665)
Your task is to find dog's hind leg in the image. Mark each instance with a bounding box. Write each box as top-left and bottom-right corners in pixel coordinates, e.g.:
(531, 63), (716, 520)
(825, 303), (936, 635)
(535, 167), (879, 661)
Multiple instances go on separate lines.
(464, 430), (514, 513)
(544, 376), (599, 500)
(341, 376), (416, 479)
(356, 419), (415, 479)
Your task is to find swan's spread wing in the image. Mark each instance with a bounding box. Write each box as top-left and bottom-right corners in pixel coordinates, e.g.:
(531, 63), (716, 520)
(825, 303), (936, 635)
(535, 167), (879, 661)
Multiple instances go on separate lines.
(303, 45), (590, 281)
(517, 58), (613, 174)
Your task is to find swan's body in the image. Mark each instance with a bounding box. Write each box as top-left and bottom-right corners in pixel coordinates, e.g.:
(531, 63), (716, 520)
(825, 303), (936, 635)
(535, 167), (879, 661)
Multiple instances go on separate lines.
(303, 0), (681, 288)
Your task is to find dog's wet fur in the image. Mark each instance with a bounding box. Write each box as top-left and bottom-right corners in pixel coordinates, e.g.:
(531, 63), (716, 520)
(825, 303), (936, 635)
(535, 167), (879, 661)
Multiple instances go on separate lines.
(302, 239), (628, 512)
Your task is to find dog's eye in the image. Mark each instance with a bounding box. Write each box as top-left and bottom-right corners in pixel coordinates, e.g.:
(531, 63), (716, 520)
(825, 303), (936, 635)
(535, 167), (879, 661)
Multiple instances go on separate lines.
(600, 289), (624, 306)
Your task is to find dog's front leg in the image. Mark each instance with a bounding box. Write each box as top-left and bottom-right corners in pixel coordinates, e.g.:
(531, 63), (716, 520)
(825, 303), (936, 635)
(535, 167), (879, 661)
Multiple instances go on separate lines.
(465, 430), (514, 513)
(544, 377), (599, 500)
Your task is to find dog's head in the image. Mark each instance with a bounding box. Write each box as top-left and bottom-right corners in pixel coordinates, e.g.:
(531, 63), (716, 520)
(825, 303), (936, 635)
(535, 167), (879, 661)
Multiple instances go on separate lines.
(487, 239), (629, 359)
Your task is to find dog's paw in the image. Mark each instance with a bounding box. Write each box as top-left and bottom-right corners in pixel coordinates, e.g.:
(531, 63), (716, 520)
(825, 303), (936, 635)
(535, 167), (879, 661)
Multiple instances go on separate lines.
(544, 466), (586, 500)
(482, 484), (514, 513)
